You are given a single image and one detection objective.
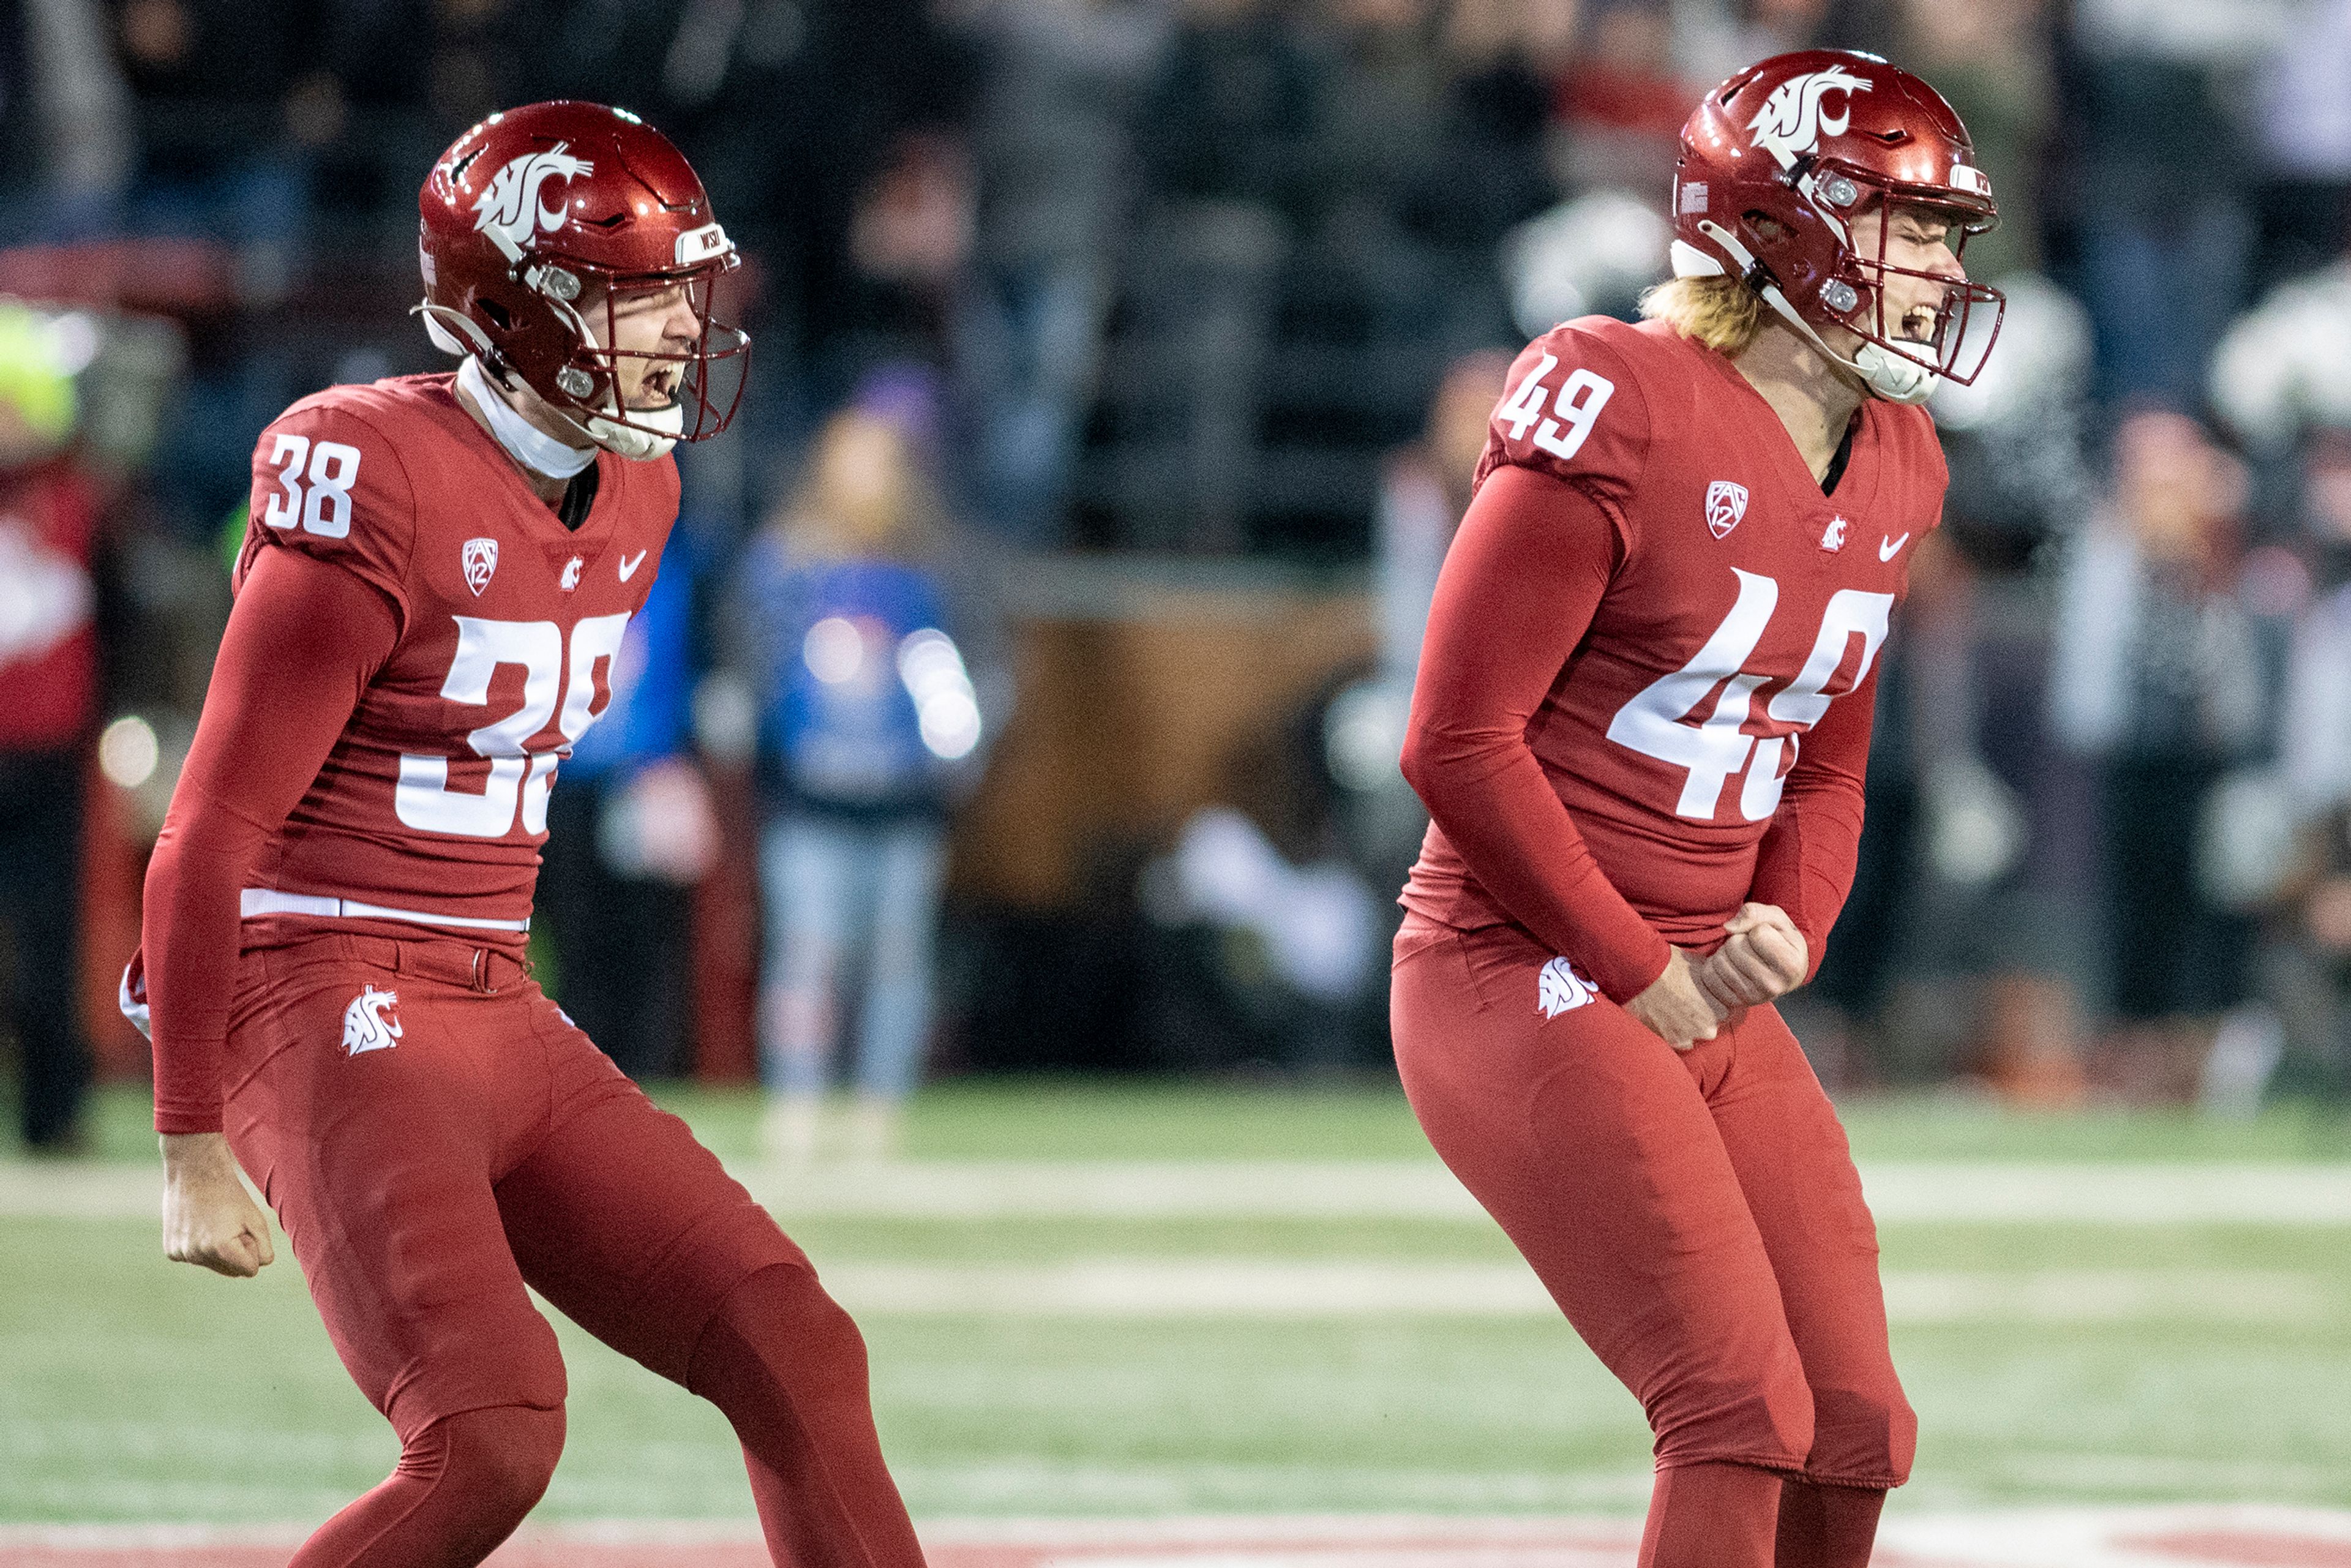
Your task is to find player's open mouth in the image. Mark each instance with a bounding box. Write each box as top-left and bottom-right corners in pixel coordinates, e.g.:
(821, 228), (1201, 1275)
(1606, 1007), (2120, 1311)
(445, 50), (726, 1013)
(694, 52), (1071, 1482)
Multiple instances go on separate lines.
(633, 366), (681, 408)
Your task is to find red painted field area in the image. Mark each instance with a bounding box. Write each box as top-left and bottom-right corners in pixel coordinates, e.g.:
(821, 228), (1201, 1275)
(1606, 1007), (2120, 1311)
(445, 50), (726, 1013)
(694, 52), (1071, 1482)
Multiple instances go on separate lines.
(4, 1509), (2350, 1568)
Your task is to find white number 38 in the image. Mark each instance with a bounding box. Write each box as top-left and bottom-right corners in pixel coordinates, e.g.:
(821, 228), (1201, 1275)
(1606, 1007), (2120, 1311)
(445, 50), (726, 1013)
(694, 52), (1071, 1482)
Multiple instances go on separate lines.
(262, 433), (363, 539)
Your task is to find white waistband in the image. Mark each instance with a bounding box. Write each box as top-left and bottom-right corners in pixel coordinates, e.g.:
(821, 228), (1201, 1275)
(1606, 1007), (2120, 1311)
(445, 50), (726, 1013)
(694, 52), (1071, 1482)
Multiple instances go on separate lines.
(239, 888), (531, 934)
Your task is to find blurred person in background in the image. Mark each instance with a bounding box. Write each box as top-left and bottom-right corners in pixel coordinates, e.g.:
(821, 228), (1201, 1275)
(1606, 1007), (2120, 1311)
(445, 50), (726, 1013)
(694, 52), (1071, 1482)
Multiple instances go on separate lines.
(0, 0), (133, 239)
(534, 533), (716, 1083)
(1553, 0), (1685, 196)
(947, 0), (1169, 544)
(738, 405), (991, 1165)
(2050, 408), (2297, 1101)
(2249, 0), (2351, 296)
(2273, 427), (2351, 1097)
(2058, 0), (2290, 408)
(0, 300), (103, 1154)
(1892, 0), (2050, 282)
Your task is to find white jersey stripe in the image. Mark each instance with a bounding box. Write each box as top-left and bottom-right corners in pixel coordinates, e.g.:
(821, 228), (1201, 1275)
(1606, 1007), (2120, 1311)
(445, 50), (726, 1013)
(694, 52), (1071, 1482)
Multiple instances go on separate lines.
(239, 887), (531, 933)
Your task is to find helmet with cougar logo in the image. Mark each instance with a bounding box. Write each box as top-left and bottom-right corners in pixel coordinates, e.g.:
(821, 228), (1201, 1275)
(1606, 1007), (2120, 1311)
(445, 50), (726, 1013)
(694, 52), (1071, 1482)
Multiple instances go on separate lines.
(416, 100), (748, 457)
(1670, 50), (2003, 403)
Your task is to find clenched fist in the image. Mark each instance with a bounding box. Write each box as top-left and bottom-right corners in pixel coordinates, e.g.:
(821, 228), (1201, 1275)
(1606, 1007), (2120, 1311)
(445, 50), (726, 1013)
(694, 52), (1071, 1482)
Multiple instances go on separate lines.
(160, 1133), (276, 1278)
(1624, 948), (1728, 1051)
(1697, 902), (1809, 1013)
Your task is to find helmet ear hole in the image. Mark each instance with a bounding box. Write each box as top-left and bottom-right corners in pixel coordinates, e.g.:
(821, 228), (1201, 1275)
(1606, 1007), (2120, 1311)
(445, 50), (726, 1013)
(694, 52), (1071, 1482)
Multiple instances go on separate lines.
(479, 298), (511, 330)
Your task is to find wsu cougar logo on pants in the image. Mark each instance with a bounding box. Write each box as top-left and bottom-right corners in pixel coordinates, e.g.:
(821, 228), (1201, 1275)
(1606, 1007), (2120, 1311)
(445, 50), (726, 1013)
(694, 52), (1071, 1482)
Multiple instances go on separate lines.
(342, 986), (403, 1056)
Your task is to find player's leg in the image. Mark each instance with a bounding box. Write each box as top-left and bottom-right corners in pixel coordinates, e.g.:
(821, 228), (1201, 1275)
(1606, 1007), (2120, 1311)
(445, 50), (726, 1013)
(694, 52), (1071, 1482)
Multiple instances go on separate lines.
(1704, 1004), (1914, 1568)
(285, 1405), (566, 1567)
(759, 812), (856, 1161)
(222, 939), (571, 1566)
(1390, 917), (1809, 1568)
(846, 822), (948, 1158)
(1, 750), (91, 1149)
(497, 1000), (924, 1567)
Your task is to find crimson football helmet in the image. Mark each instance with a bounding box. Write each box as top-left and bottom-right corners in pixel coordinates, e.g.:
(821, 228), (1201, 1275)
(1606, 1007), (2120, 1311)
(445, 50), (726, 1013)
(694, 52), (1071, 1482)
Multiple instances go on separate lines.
(416, 100), (748, 458)
(1670, 50), (2003, 404)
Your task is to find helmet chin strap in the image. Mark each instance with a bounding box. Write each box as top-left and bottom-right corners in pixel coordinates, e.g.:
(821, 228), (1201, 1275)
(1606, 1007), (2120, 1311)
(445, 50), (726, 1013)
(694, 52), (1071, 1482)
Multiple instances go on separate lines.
(457, 354), (597, 479)
(1674, 229), (1938, 406)
(581, 396), (681, 461)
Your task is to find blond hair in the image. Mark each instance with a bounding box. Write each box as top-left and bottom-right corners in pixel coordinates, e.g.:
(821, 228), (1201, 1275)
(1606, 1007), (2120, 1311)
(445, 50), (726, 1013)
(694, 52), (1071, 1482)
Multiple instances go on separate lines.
(1638, 274), (1767, 358)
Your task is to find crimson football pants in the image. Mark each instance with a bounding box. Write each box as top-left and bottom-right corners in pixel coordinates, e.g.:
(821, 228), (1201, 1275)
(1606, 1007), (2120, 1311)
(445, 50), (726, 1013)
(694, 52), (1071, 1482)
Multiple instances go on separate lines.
(219, 931), (925, 1568)
(1390, 914), (1913, 1568)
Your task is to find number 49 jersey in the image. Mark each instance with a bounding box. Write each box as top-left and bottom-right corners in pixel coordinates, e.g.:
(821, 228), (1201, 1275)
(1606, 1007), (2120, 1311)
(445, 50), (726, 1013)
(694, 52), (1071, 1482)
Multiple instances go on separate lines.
(231, 373), (679, 945)
(1404, 315), (1948, 950)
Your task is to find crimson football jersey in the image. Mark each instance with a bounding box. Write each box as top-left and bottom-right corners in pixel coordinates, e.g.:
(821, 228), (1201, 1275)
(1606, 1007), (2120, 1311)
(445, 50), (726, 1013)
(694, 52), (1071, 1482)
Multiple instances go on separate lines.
(1402, 316), (1946, 975)
(229, 373), (679, 945)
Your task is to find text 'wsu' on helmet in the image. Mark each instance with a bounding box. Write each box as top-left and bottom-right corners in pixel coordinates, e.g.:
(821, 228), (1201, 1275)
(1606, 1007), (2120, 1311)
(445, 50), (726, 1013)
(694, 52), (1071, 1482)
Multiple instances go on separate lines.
(416, 101), (749, 459)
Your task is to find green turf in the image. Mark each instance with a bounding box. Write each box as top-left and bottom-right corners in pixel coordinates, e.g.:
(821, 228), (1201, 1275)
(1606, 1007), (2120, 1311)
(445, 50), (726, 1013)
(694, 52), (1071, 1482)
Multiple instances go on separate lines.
(4, 1083), (2349, 1523)
(24, 1080), (2351, 1166)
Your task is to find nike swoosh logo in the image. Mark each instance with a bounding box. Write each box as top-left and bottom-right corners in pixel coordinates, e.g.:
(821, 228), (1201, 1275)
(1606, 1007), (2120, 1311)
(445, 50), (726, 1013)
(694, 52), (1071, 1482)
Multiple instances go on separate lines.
(618, 550), (648, 582)
(1878, 532), (1910, 563)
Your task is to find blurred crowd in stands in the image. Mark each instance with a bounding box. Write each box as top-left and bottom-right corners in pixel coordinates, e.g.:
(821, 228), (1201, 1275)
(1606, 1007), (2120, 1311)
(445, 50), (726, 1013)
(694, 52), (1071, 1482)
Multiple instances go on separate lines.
(7, 0), (2351, 1153)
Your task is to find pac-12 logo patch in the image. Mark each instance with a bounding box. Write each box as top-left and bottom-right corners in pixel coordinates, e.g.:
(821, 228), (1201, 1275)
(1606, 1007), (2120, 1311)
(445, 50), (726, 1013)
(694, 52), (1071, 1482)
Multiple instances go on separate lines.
(1537, 956), (1597, 1019)
(462, 537), (498, 595)
(342, 986), (403, 1056)
(1705, 480), (1749, 539)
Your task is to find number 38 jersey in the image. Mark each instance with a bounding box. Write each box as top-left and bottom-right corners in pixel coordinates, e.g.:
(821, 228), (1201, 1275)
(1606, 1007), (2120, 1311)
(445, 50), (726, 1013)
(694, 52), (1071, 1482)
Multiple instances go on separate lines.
(1401, 315), (1947, 977)
(231, 373), (679, 946)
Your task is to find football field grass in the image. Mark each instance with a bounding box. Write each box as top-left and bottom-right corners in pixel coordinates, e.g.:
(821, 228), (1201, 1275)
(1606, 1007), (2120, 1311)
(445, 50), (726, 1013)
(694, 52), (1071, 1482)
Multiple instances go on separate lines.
(3, 1080), (2349, 1544)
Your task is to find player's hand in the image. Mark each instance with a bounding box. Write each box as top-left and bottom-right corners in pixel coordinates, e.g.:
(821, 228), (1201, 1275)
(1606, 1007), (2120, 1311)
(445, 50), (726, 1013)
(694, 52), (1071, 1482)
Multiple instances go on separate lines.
(1624, 948), (1727, 1052)
(160, 1133), (276, 1278)
(1697, 902), (1810, 1011)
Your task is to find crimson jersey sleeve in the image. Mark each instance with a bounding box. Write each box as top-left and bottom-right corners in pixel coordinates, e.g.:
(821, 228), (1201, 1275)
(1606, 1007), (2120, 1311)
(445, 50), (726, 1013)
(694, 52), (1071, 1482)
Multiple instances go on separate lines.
(1475, 323), (1652, 541)
(1744, 653), (1877, 981)
(236, 400), (419, 629)
(1401, 463), (1676, 1002)
(141, 548), (401, 1133)
(1746, 410), (1941, 980)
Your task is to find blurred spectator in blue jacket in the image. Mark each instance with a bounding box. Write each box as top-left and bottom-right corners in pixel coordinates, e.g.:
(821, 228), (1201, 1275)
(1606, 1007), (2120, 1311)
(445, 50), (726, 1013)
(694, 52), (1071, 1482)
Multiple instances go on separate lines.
(536, 533), (717, 1082)
(737, 408), (992, 1163)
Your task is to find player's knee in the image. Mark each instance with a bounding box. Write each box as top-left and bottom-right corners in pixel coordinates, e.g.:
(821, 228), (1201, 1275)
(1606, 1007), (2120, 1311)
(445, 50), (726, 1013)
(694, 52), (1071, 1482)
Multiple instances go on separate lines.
(1651, 1365), (1815, 1471)
(1804, 1382), (1917, 1487)
(428, 1404), (566, 1525)
(693, 1262), (873, 1410)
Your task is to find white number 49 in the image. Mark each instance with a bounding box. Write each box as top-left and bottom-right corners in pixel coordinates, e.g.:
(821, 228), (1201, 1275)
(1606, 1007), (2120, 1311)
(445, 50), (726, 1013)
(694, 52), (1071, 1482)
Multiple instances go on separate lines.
(1498, 353), (1615, 463)
(262, 433), (363, 539)
(1607, 569), (1894, 822)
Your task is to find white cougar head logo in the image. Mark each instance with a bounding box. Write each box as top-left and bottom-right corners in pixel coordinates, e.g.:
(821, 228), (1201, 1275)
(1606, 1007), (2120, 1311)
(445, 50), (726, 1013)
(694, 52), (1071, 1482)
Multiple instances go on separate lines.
(471, 142), (594, 250)
(1748, 66), (1871, 169)
(342, 985), (403, 1057)
(1537, 957), (1596, 1019)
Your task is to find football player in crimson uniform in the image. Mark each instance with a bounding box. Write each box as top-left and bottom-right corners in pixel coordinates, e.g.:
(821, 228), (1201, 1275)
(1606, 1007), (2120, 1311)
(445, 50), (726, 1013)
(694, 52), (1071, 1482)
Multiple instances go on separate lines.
(123, 103), (928, 1566)
(1392, 52), (2003, 1568)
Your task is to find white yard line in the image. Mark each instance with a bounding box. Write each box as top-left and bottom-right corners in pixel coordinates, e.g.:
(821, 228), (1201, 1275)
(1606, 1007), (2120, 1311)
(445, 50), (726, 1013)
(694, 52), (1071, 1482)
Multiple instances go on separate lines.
(6, 1159), (2351, 1225)
(4, 1508), (2349, 1567)
(811, 1260), (2338, 1324)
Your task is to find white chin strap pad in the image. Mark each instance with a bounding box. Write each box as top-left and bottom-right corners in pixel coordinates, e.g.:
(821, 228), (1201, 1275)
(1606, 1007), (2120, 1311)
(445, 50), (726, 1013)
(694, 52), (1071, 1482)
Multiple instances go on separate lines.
(585, 397), (684, 462)
(1675, 229), (1939, 405)
(1853, 340), (1937, 405)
